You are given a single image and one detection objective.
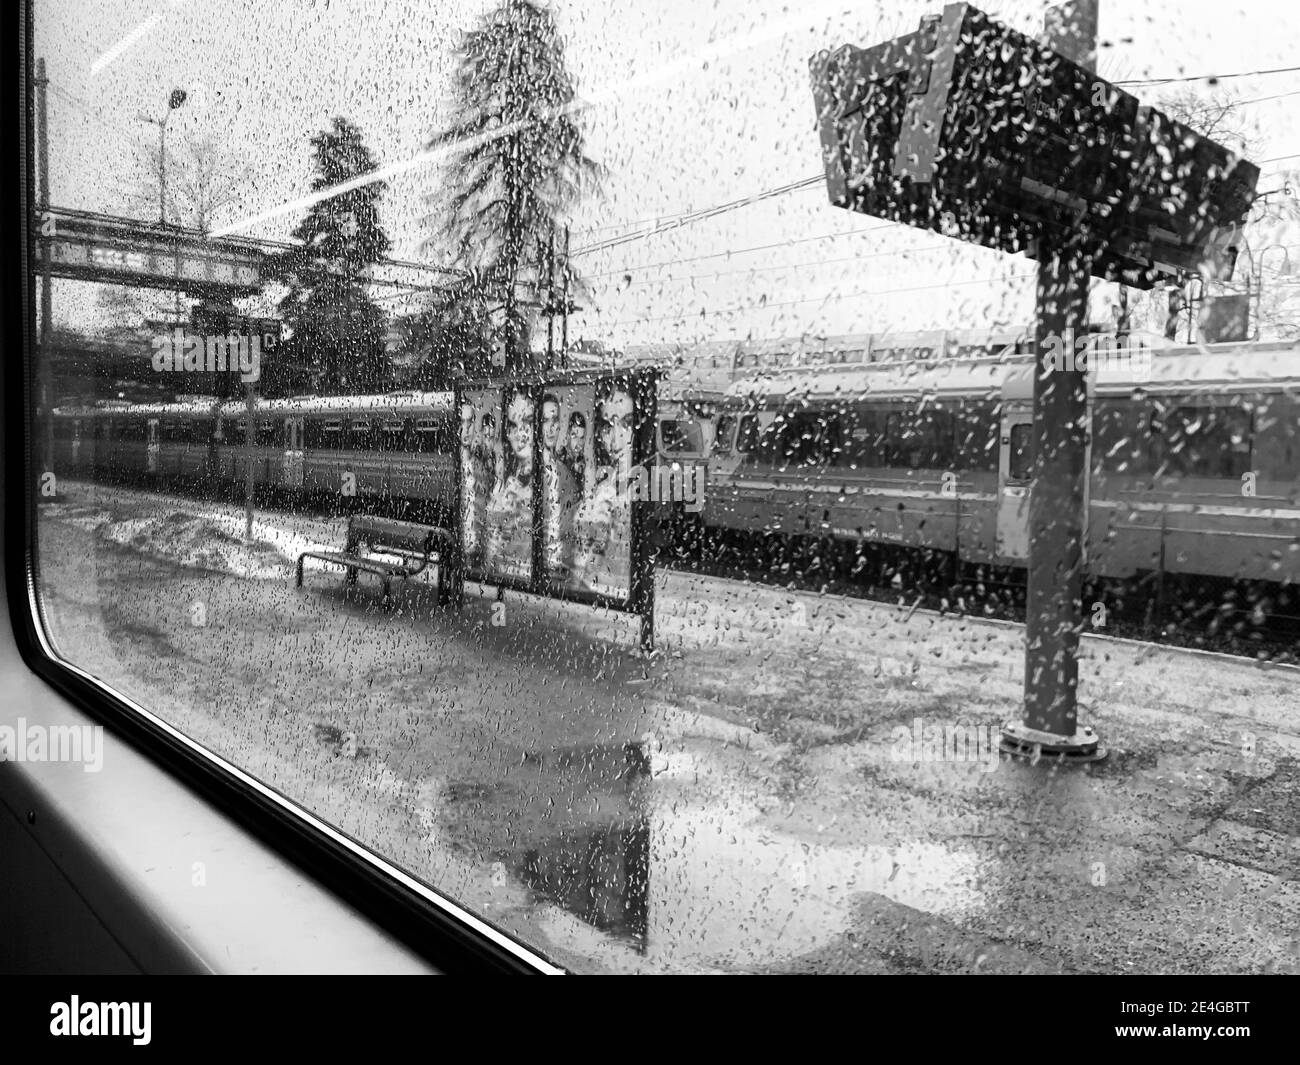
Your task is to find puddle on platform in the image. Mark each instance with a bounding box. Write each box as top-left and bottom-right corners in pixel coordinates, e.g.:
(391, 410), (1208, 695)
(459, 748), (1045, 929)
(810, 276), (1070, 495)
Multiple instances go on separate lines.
(509, 787), (989, 969)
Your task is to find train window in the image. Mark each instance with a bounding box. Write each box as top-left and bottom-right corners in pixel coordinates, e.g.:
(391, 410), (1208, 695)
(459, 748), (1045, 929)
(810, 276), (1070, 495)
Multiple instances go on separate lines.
(883, 409), (953, 468)
(660, 418), (703, 455)
(257, 420), (279, 448)
(400, 419), (420, 452)
(414, 418), (446, 454)
(840, 407), (885, 468)
(735, 414), (762, 453)
(377, 419), (407, 452)
(119, 419), (146, 443)
(955, 404), (998, 471)
(754, 409), (841, 469)
(1008, 423), (1035, 481)
(1156, 405), (1254, 479)
(1092, 399), (1149, 476)
(712, 414), (736, 455)
(348, 419), (375, 450)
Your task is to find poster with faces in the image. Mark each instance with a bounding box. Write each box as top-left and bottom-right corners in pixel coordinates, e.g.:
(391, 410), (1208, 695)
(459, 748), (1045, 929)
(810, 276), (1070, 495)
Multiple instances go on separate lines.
(458, 374), (643, 605)
(459, 386), (534, 584)
(539, 378), (636, 602)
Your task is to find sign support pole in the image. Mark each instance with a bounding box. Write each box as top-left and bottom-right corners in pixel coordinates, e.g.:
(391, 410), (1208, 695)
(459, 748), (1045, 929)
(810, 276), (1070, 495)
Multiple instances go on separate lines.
(1001, 239), (1104, 761)
(1001, 0), (1105, 763)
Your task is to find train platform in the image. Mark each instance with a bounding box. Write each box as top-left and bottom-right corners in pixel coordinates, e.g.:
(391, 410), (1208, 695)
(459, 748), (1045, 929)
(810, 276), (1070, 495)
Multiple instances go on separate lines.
(34, 480), (1300, 974)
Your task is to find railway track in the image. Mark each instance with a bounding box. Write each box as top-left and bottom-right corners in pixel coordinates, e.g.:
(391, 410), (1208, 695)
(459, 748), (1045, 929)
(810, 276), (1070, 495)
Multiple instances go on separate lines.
(48, 473), (1300, 666)
(660, 525), (1300, 666)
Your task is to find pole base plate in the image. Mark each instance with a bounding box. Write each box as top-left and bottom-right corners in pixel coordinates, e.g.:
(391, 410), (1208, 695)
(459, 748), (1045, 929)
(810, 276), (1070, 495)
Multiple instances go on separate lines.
(1000, 722), (1107, 764)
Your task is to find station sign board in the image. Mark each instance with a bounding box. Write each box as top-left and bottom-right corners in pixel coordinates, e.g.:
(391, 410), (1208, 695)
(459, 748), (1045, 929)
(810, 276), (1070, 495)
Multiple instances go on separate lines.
(810, 2), (1259, 287)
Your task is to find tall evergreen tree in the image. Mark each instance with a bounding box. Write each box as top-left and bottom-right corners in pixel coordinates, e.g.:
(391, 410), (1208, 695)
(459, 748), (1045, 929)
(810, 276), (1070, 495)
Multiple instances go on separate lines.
(395, 286), (497, 389)
(423, 0), (603, 376)
(268, 116), (391, 396)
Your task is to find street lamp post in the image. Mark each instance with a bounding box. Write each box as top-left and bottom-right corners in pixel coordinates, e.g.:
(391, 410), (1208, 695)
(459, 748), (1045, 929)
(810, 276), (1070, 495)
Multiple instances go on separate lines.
(137, 88), (188, 226)
(138, 89), (188, 342)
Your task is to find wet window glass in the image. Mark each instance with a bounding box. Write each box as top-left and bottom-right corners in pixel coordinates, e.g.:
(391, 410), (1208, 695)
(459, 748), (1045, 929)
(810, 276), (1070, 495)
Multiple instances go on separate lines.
(27, 0), (1300, 978)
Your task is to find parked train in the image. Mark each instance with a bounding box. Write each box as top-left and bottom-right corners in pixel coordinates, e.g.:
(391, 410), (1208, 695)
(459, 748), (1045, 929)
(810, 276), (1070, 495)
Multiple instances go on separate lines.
(50, 386), (713, 523)
(702, 336), (1300, 603)
(51, 336), (1300, 621)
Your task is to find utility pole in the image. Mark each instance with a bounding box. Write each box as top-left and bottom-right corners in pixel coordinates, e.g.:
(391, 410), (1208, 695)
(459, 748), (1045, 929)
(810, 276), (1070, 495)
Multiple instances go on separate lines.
(35, 57), (54, 491)
(561, 225), (570, 369)
(1000, 0), (1106, 762)
(545, 226), (555, 372)
(245, 369), (256, 541)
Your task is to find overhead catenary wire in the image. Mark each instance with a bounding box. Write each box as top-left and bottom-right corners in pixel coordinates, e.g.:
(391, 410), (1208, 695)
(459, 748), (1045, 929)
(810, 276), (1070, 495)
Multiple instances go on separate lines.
(1116, 63), (1300, 87)
(570, 175), (823, 259)
(600, 270), (1041, 327)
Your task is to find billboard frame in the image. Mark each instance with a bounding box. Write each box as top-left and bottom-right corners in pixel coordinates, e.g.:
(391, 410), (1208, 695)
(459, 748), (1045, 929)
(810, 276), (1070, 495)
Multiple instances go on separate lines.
(453, 367), (661, 651)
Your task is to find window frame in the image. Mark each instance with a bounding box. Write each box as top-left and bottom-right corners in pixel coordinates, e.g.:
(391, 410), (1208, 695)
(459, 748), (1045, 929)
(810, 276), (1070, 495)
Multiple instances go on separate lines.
(9, 14), (550, 974)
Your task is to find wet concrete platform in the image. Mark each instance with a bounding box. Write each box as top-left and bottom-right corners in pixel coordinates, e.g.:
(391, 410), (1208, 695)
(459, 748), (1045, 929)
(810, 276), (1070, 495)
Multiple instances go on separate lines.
(35, 484), (1300, 974)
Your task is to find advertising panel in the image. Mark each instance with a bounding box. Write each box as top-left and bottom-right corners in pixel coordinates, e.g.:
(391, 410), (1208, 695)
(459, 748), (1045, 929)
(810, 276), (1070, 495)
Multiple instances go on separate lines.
(455, 369), (658, 621)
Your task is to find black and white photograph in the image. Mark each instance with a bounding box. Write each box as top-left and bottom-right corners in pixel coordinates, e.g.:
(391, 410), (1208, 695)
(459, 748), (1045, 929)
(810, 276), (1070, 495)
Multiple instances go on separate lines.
(7, 0), (1300, 1012)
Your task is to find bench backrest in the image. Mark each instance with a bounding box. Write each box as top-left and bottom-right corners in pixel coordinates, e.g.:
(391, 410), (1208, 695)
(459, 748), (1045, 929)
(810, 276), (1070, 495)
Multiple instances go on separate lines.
(346, 515), (453, 555)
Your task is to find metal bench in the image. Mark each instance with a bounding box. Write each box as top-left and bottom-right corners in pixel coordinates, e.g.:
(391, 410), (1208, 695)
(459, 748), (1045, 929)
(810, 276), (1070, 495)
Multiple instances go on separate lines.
(296, 515), (459, 606)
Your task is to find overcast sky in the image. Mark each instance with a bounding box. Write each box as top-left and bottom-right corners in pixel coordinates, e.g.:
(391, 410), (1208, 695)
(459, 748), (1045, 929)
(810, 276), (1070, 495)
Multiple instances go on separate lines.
(35, 0), (1300, 347)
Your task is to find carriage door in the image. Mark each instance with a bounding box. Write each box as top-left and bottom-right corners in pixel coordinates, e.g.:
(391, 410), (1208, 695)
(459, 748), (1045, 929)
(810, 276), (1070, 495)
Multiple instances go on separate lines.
(283, 417), (304, 487)
(996, 409), (1033, 561)
(146, 418), (160, 474)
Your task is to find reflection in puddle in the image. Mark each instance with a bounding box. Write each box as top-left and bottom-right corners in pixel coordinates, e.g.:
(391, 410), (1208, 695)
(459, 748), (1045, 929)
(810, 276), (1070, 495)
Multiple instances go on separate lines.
(511, 791), (988, 969)
(519, 819), (650, 952)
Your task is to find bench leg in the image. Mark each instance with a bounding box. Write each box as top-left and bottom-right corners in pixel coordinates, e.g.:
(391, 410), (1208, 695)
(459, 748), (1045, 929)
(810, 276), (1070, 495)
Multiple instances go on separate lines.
(345, 566), (358, 585)
(382, 577), (391, 607)
(295, 556), (305, 588)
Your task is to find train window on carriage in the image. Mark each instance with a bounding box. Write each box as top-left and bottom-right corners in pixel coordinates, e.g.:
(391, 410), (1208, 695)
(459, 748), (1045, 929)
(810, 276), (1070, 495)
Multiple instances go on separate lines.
(257, 420), (279, 447)
(955, 405), (998, 471)
(736, 414), (762, 453)
(414, 419), (438, 453)
(841, 408), (881, 468)
(712, 414), (736, 455)
(397, 419), (418, 452)
(1092, 399), (1148, 475)
(1008, 423), (1035, 481)
(886, 409), (947, 467)
(348, 419), (375, 450)
(660, 418), (704, 455)
(1162, 406), (1254, 479)
(883, 411), (905, 464)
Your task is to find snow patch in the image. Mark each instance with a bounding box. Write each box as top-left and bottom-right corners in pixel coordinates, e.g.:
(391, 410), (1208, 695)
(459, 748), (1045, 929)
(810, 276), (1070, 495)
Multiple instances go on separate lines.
(71, 505), (346, 582)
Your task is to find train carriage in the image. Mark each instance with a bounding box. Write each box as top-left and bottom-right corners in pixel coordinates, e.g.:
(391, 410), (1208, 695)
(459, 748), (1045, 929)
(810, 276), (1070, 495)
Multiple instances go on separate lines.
(704, 336), (1300, 595)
